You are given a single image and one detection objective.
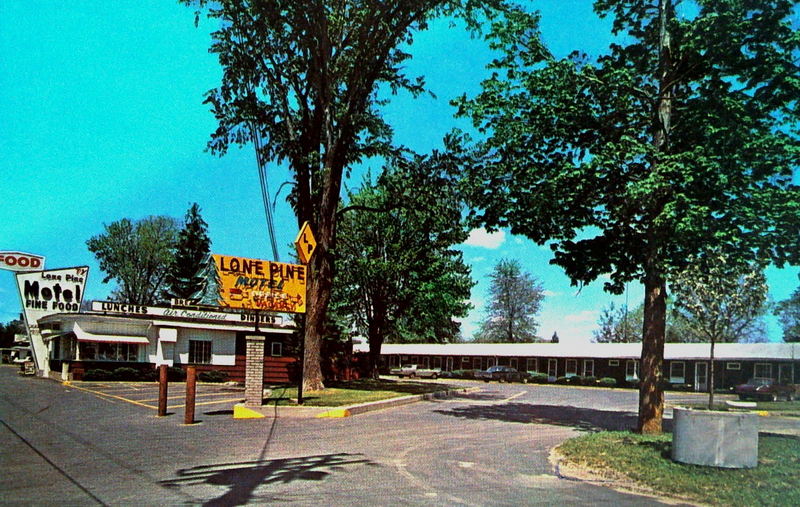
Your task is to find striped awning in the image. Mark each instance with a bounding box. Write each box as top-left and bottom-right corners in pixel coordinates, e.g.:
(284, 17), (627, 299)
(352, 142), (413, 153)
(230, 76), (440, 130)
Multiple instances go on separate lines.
(73, 322), (149, 345)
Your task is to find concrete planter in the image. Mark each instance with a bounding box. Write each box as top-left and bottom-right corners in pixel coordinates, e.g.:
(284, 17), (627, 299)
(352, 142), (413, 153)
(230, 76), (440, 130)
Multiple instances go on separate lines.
(672, 407), (758, 468)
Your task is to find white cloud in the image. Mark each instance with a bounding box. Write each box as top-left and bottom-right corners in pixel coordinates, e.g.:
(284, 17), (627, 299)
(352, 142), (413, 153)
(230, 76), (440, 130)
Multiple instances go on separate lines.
(463, 228), (505, 249)
(542, 290), (560, 297)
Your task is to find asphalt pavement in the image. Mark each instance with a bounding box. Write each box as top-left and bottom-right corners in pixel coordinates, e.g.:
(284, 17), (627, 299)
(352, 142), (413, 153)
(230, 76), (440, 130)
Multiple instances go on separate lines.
(2, 366), (796, 506)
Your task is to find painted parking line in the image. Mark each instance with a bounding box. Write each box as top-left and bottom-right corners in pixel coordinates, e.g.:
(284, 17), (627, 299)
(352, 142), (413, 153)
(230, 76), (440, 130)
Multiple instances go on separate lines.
(64, 382), (244, 411)
(503, 391), (527, 403)
(64, 382), (159, 409)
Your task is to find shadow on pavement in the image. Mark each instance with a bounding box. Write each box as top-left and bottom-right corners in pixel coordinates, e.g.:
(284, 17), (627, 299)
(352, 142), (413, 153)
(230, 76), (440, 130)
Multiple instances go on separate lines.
(434, 402), (674, 433)
(160, 453), (375, 506)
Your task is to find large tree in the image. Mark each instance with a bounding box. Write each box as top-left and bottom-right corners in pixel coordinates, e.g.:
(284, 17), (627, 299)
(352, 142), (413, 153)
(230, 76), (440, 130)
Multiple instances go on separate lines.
(776, 278), (800, 342)
(183, 0), (508, 391)
(476, 259), (544, 343)
(455, 2), (800, 432)
(332, 156), (473, 376)
(162, 203), (213, 301)
(87, 216), (180, 305)
(671, 252), (769, 408)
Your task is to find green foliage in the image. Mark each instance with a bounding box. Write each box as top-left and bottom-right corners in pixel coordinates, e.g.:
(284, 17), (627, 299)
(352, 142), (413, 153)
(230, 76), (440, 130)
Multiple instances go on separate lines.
(775, 277), (800, 342)
(598, 377), (617, 387)
(454, 0), (800, 431)
(111, 367), (140, 381)
(167, 366), (186, 382)
(331, 157), (474, 373)
(0, 319), (24, 349)
(198, 370), (229, 383)
(581, 376), (598, 386)
(86, 216), (180, 305)
(162, 203), (213, 302)
(672, 252), (769, 344)
(558, 432), (800, 506)
(528, 372), (549, 383)
(475, 259), (544, 342)
(182, 0), (511, 391)
(83, 369), (112, 381)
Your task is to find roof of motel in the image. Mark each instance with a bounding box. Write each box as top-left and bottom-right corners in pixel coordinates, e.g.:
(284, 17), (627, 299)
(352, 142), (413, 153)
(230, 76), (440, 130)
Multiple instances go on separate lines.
(355, 342), (800, 361)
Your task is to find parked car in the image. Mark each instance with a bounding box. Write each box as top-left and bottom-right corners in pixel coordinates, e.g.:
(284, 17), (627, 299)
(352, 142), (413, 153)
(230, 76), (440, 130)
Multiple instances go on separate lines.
(735, 378), (795, 401)
(475, 365), (527, 383)
(389, 364), (440, 379)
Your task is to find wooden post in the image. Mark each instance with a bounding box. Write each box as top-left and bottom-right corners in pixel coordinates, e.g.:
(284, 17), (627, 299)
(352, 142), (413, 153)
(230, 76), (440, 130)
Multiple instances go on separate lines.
(158, 364), (168, 417)
(184, 366), (196, 424)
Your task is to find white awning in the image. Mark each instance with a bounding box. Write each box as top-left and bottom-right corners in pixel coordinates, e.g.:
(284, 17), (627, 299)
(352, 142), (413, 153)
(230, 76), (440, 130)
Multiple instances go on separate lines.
(73, 322), (150, 345)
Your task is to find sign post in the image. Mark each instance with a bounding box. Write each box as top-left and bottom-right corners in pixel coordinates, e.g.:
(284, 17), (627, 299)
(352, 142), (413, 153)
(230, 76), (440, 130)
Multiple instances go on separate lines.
(294, 222), (316, 405)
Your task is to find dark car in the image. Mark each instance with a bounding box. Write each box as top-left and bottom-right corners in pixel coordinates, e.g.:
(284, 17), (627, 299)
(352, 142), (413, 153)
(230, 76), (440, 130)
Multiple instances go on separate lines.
(735, 378), (795, 401)
(474, 365), (527, 383)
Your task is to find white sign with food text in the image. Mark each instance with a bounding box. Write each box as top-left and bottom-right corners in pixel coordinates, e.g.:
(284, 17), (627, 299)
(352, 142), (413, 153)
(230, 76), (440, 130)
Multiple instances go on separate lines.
(0, 251), (45, 272)
(16, 266), (89, 323)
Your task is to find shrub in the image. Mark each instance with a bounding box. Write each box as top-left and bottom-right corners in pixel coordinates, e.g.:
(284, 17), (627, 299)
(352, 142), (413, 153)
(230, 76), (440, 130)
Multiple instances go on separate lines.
(582, 376), (598, 386)
(555, 376), (570, 385)
(451, 369), (476, 379)
(141, 369), (159, 381)
(528, 372), (549, 383)
(598, 377), (617, 387)
(167, 366), (186, 381)
(199, 370), (229, 383)
(83, 368), (112, 381)
(626, 378), (641, 388)
(566, 375), (584, 385)
(112, 367), (141, 381)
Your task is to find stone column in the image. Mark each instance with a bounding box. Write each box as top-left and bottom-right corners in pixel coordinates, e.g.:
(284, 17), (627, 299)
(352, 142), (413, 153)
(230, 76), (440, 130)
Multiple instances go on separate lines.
(245, 335), (265, 407)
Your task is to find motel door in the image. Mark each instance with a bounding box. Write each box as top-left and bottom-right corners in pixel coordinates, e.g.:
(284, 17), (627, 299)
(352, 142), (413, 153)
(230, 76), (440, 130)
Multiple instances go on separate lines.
(695, 362), (708, 392)
(446, 357), (454, 372)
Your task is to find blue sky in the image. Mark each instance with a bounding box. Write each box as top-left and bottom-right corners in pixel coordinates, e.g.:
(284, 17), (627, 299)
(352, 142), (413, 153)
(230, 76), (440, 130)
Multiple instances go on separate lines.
(1, 1), (797, 344)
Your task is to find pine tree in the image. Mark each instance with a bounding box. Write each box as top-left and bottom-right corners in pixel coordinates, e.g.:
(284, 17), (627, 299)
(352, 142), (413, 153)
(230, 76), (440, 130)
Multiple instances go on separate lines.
(163, 203), (212, 302)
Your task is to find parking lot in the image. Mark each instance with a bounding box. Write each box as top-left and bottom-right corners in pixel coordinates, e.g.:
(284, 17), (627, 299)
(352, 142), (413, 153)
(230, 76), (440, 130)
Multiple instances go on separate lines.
(3, 366), (797, 505)
(63, 379), (245, 414)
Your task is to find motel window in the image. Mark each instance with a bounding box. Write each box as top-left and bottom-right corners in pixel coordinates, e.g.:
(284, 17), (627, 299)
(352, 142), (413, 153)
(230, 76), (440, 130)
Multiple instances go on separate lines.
(462, 357), (470, 367)
(779, 364), (794, 384)
(609, 360), (619, 366)
(473, 358), (482, 370)
(271, 342), (282, 357)
(566, 359), (578, 377)
(754, 363), (772, 379)
(189, 340), (212, 364)
(510, 358), (518, 370)
(626, 360), (639, 380)
(433, 357), (442, 369)
(669, 362), (685, 383)
(726, 362), (741, 371)
(583, 360), (595, 378)
(526, 358), (538, 373)
(487, 357), (497, 368)
(548, 359), (558, 378)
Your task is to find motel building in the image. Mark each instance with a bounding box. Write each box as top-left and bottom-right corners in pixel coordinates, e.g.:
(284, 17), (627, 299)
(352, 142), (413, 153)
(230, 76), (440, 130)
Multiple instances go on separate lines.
(33, 301), (298, 383)
(367, 342), (800, 391)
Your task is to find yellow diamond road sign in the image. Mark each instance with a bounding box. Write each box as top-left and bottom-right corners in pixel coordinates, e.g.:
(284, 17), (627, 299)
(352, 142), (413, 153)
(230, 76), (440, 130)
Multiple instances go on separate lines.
(294, 221), (317, 265)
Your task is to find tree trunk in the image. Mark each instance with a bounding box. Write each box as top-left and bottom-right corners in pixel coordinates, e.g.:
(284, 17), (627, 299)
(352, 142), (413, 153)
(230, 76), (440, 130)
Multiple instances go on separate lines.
(708, 338), (716, 409)
(302, 249), (331, 392)
(638, 266), (667, 434)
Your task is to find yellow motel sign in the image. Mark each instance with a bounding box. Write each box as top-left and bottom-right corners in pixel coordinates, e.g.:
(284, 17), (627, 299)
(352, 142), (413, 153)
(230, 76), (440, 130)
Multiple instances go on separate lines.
(294, 221), (317, 265)
(212, 254), (306, 313)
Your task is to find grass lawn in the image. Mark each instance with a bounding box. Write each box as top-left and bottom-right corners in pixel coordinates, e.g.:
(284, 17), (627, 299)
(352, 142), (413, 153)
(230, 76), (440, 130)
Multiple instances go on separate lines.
(263, 378), (457, 407)
(557, 431), (800, 505)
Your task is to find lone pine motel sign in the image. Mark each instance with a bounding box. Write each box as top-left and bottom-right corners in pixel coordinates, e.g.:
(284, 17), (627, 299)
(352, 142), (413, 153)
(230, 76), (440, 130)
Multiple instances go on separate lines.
(213, 254), (306, 313)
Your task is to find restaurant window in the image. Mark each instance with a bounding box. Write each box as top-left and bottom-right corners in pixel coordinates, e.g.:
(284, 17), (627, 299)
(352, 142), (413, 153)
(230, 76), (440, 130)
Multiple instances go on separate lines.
(79, 342), (139, 362)
(189, 340), (212, 364)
